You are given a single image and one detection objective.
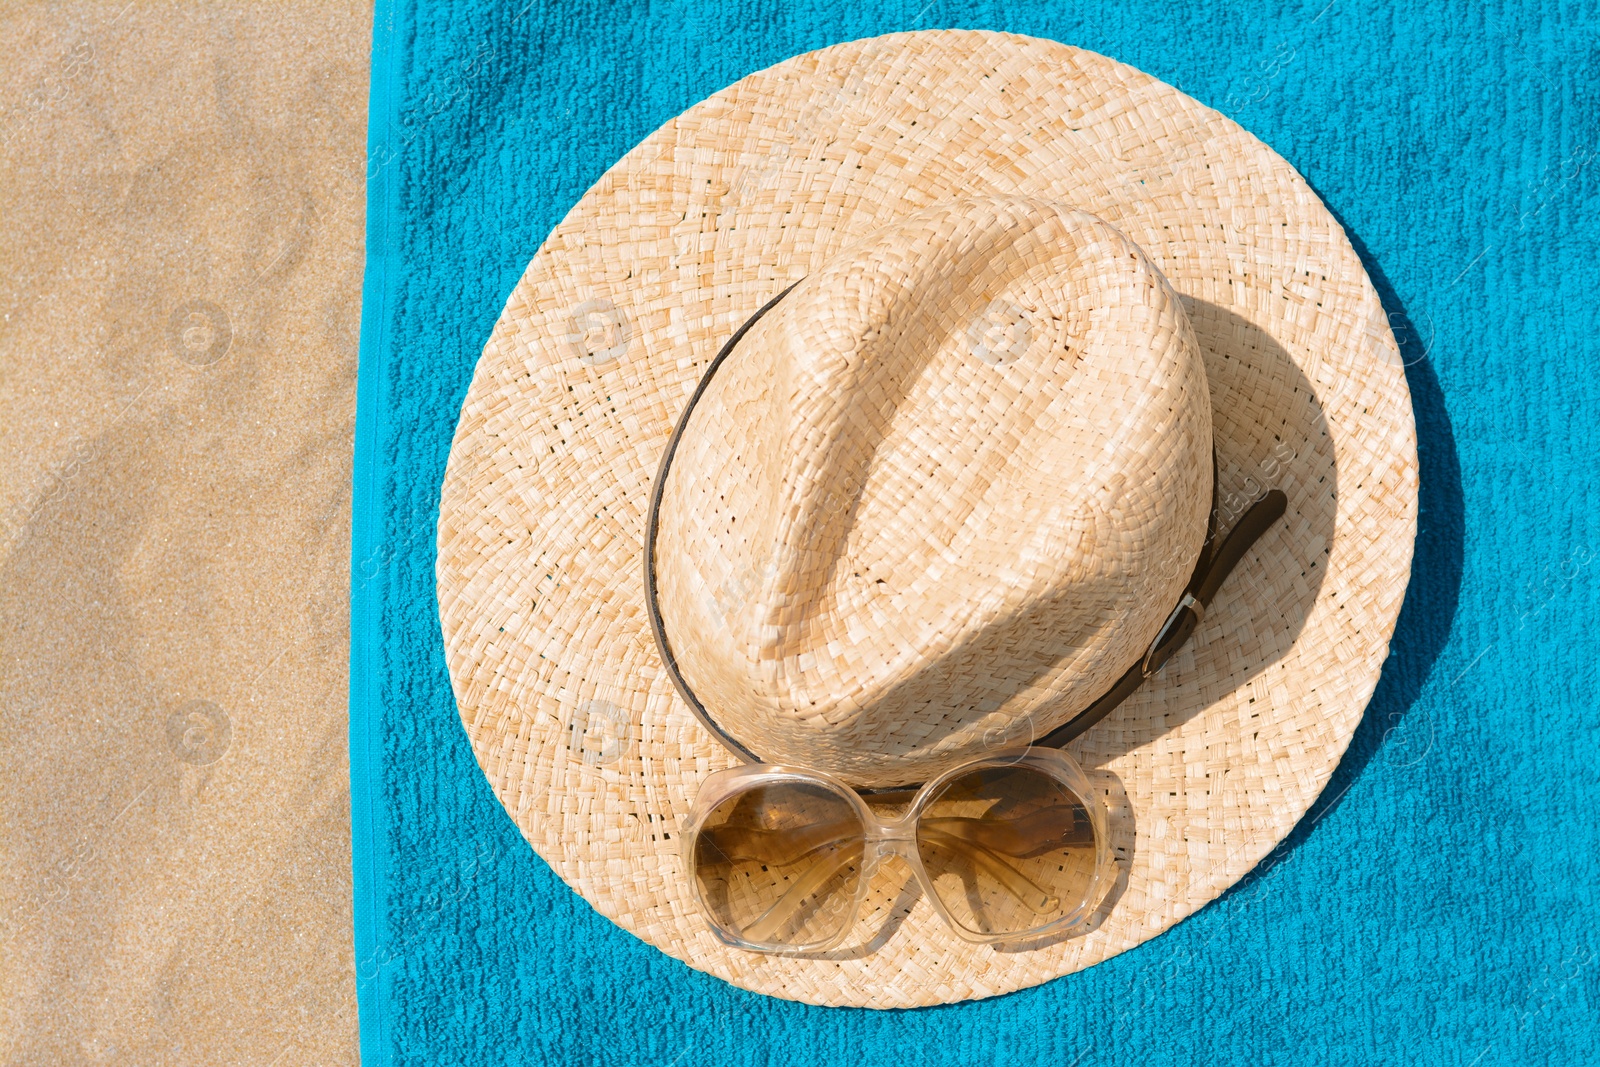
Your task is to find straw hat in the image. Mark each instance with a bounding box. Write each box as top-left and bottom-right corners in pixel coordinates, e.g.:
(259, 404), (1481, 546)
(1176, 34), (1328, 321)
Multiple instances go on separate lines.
(437, 30), (1417, 1008)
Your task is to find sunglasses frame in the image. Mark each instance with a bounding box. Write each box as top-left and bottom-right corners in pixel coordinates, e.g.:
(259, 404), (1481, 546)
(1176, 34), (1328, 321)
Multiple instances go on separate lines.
(682, 746), (1112, 953)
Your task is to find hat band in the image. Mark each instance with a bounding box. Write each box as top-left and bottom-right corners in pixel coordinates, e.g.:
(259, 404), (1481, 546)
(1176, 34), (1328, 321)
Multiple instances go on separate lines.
(643, 283), (1287, 790)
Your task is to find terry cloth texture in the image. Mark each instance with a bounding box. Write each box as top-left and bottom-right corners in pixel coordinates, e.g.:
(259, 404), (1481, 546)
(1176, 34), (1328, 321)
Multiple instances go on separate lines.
(351, 2), (1600, 1064)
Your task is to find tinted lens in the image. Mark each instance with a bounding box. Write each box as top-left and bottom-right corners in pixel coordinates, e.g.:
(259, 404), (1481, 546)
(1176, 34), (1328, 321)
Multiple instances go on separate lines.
(915, 763), (1099, 938)
(691, 780), (866, 948)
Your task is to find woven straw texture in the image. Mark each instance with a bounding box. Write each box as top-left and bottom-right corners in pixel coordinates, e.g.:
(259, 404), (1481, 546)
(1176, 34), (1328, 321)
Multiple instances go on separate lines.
(436, 30), (1417, 1007)
(656, 197), (1213, 788)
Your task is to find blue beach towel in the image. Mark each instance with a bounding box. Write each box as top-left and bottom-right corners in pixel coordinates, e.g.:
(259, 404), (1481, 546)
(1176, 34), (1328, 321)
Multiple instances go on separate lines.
(350, 2), (1600, 1063)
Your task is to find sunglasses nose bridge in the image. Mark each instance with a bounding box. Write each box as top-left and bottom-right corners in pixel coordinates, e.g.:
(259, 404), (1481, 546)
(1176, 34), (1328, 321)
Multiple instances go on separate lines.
(863, 812), (918, 851)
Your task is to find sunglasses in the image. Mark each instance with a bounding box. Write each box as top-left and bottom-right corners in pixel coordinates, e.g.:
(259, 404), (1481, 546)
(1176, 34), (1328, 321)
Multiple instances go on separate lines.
(646, 285), (1286, 951)
(683, 750), (1109, 950)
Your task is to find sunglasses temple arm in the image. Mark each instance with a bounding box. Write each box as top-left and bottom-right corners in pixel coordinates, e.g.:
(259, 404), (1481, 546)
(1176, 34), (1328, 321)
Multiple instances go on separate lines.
(919, 810), (1096, 855)
(1036, 489), (1287, 749)
(917, 829), (1062, 915)
(740, 831), (1067, 942)
(701, 821), (867, 865)
(740, 846), (862, 944)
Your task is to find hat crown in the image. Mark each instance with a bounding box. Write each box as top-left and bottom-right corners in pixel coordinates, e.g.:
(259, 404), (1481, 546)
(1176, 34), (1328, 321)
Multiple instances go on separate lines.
(654, 196), (1213, 786)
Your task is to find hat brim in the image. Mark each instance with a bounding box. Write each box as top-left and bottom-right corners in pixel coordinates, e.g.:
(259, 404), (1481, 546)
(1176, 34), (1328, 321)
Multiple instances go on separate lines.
(436, 30), (1417, 1008)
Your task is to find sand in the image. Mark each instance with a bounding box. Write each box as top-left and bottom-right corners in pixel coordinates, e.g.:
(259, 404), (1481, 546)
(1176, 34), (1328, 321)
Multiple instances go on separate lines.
(0, 2), (369, 1062)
